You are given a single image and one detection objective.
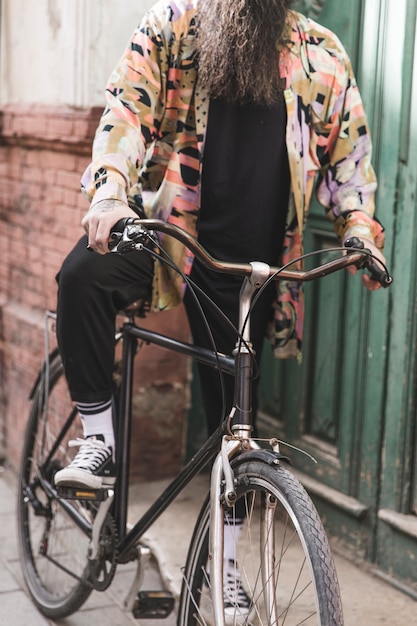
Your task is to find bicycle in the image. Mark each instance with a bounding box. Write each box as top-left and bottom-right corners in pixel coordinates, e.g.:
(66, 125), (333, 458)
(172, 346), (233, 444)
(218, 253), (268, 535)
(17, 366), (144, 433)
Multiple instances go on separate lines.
(16, 218), (392, 625)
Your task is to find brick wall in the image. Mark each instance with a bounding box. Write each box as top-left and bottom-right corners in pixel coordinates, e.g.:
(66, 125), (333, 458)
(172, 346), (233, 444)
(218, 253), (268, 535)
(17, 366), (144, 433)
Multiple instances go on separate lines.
(0, 103), (191, 480)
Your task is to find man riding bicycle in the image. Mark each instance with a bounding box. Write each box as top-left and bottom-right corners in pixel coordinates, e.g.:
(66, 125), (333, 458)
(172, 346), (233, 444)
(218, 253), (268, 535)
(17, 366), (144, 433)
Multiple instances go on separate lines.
(54, 2), (387, 615)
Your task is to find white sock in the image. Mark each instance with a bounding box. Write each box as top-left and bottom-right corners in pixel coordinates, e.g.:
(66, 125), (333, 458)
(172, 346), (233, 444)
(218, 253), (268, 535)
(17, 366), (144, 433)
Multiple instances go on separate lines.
(224, 518), (244, 563)
(206, 519), (244, 576)
(77, 399), (115, 451)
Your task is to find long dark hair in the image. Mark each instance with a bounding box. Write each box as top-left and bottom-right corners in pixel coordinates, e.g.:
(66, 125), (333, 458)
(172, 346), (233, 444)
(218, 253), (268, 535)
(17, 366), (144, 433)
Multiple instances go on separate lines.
(197, 0), (293, 106)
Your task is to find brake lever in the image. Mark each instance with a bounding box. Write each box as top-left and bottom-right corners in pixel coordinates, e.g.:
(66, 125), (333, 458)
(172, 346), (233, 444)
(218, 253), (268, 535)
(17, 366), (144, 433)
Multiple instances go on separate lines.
(109, 218), (151, 254)
(344, 237), (393, 288)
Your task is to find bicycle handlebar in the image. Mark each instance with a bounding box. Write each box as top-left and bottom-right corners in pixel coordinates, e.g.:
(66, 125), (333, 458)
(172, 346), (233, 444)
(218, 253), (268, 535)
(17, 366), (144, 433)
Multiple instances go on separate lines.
(344, 237), (392, 287)
(110, 218), (393, 287)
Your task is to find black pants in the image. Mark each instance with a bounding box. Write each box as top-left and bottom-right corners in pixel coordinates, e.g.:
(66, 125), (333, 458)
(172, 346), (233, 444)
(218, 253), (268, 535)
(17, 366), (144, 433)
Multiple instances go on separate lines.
(56, 237), (274, 433)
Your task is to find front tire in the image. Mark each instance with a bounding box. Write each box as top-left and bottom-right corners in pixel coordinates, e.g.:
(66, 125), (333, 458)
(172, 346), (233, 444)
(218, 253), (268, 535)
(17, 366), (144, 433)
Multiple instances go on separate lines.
(178, 456), (343, 625)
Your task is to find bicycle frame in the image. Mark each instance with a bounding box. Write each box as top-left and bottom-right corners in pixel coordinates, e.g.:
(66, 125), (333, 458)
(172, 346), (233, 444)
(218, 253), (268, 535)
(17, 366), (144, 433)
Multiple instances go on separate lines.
(45, 232), (367, 564)
(20, 215), (391, 624)
(114, 318), (232, 558)
(114, 262), (270, 562)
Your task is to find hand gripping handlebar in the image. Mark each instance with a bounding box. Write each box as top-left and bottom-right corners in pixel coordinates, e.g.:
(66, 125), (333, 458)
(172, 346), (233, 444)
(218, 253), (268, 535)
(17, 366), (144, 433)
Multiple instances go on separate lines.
(110, 218), (393, 287)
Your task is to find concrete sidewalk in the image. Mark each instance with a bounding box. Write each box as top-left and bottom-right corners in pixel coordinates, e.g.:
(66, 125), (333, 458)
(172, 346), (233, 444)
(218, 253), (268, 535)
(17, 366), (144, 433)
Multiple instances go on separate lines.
(1, 463), (415, 625)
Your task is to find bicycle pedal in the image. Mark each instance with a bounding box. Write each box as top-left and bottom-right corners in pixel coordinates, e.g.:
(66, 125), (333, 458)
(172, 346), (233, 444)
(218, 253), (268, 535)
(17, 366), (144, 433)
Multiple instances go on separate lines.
(132, 590), (175, 619)
(56, 486), (108, 501)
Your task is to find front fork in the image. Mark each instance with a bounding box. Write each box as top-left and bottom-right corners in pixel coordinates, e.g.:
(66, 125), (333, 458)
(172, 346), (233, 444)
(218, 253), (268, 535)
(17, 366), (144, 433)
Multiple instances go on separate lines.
(209, 437), (241, 626)
(209, 262), (274, 625)
(209, 437), (279, 626)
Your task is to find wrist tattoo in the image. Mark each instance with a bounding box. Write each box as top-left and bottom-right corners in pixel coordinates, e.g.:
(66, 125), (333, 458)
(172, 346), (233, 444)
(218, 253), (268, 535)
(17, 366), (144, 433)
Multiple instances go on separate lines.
(93, 199), (125, 213)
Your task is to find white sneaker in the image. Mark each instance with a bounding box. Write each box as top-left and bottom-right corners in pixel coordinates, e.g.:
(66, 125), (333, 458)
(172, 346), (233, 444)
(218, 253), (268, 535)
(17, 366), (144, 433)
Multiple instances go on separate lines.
(54, 436), (116, 490)
(223, 559), (254, 625)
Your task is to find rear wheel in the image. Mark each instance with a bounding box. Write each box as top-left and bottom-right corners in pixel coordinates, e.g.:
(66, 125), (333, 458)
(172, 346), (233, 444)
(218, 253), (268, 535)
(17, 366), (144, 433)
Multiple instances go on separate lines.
(17, 352), (95, 618)
(178, 456), (343, 625)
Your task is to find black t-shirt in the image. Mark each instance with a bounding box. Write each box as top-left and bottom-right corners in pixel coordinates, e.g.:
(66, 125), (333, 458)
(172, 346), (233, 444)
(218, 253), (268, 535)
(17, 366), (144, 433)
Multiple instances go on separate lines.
(198, 95), (290, 266)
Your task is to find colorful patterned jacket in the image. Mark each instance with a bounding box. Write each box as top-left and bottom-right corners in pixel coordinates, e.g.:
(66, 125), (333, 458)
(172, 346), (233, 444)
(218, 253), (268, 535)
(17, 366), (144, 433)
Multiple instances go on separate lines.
(81, 0), (385, 359)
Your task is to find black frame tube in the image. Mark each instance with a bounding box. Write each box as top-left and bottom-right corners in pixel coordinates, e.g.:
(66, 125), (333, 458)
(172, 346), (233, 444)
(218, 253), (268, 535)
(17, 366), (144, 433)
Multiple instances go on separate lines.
(113, 321), (235, 557)
(115, 328), (137, 541)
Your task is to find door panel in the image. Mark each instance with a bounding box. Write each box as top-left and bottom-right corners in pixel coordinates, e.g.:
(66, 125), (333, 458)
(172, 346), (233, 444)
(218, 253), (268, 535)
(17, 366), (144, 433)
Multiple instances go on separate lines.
(260, 0), (417, 591)
(260, 1), (367, 489)
(375, 0), (417, 593)
(259, 0), (396, 560)
(187, 0), (417, 591)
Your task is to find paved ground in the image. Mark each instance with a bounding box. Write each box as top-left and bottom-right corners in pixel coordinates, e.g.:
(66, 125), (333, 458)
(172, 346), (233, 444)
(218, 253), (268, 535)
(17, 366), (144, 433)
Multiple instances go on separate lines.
(1, 463), (416, 625)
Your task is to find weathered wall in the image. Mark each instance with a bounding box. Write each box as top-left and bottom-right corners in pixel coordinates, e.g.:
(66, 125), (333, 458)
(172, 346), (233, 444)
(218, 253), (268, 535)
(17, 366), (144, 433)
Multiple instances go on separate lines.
(0, 0), (155, 106)
(0, 1), (191, 479)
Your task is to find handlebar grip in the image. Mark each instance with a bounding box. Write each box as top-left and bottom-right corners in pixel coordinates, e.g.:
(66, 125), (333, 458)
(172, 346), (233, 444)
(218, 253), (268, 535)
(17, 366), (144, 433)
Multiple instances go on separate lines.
(365, 259), (393, 288)
(344, 237), (393, 288)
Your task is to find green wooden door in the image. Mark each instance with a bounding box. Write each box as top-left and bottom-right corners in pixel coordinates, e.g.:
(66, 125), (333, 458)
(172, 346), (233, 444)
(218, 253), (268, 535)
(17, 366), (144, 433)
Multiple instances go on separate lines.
(374, 0), (417, 594)
(187, 0), (417, 592)
(259, 0), (417, 591)
(260, 0), (384, 553)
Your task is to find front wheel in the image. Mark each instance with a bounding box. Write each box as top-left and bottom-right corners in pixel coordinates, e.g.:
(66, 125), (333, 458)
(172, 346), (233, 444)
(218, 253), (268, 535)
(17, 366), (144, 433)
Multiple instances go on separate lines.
(178, 457), (343, 625)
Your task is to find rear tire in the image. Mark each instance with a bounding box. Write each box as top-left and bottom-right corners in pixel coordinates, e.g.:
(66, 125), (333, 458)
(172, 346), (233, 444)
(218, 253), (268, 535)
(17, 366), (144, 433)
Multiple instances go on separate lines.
(17, 352), (95, 619)
(178, 456), (343, 625)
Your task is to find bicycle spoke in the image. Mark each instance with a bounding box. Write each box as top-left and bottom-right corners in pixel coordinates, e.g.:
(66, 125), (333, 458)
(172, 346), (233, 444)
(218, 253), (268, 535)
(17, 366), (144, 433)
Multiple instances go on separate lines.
(17, 354), (94, 618)
(179, 460), (343, 625)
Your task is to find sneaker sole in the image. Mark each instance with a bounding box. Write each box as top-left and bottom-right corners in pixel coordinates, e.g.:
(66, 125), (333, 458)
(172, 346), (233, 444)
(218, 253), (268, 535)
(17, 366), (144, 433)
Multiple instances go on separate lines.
(54, 468), (116, 490)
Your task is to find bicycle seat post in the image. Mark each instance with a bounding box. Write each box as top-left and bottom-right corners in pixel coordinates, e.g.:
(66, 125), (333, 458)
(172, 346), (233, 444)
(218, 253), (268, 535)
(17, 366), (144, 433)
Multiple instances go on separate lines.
(232, 261), (270, 437)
